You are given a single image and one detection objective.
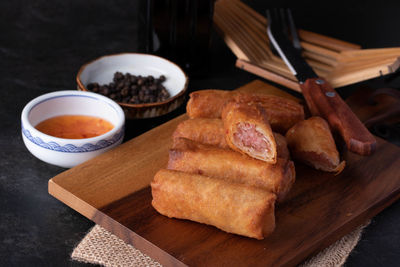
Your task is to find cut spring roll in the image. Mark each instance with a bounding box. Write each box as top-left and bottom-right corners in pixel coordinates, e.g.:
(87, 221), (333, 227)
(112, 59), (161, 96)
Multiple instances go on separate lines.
(168, 138), (295, 202)
(151, 169), (276, 240)
(222, 101), (277, 163)
(286, 117), (346, 173)
(233, 93), (305, 133)
(186, 89), (304, 133)
(172, 118), (290, 159)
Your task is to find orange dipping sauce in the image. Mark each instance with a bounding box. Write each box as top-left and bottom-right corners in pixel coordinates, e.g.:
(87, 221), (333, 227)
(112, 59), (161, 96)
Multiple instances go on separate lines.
(35, 115), (114, 139)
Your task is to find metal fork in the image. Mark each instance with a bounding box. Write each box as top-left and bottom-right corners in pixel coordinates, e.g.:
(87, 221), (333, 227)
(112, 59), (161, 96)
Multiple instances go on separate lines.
(266, 8), (377, 156)
(266, 8), (317, 83)
(267, 9), (301, 53)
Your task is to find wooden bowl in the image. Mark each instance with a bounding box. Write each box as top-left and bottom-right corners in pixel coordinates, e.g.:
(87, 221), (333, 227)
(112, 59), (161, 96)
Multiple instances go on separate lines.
(76, 53), (188, 119)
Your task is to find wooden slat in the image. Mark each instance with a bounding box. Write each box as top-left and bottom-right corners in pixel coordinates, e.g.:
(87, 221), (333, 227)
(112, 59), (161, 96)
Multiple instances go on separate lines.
(337, 48), (400, 64)
(303, 51), (339, 67)
(236, 60), (301, 92)
(217, 5), (270, 61)
(298, 29), (361, 51)
(338, 47), (400, 61)
(330, 57), (400, 77)
(300, 42), (341, 61)
(213, 12), (254, 61)
(213, 17), (251, 61)
(329, 57), (400, 88)
(307, 60), (334, 74)
(222, 0), (265, 31)
(229, 0), (267, 25)
(258, 60), (296, 79)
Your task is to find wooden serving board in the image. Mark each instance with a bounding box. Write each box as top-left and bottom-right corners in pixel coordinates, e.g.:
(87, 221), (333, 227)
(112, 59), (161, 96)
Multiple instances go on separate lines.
(48, 80), (400, 267)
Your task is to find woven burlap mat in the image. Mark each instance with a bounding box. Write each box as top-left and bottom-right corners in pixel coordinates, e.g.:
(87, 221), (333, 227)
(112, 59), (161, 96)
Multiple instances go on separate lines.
(71, 221), (370, 267)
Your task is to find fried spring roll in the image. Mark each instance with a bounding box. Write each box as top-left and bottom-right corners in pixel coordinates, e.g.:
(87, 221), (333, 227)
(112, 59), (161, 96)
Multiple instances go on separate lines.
(186, 89), (304, 133)
(151, 169), (276, 240)
(172, 118), (229, 149)
(233, 93), (305, 133)
(172, 118), (290, 159)
(222, 101), (277, 163)
(274, 132), (290, 160)
(186, 90), (232, 119)
(286, 117), (346, 173)
(168, 138), (295, 202)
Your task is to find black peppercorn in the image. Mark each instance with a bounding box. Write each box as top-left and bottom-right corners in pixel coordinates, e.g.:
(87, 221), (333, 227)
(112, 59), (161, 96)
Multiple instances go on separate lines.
(137, 78), (144, 86)
(121, 87), (129, 97)
(86, 72), (170, 104)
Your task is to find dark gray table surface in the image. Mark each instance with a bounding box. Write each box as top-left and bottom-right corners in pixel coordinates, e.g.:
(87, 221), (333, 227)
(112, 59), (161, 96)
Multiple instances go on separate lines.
(1, 1), (399, 266)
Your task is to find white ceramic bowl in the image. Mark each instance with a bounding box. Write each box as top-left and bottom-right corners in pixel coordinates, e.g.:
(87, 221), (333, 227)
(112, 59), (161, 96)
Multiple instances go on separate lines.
(21, 90), (125, 168)
(76, 53), (188, 119)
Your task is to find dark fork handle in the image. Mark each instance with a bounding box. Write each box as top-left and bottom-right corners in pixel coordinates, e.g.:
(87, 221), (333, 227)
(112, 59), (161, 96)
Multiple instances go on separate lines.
(300, 77), (377, 155)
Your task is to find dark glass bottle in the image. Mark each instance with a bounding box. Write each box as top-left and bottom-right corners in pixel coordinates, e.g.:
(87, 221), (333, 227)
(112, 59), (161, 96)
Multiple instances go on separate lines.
(145, 0), (215, 76)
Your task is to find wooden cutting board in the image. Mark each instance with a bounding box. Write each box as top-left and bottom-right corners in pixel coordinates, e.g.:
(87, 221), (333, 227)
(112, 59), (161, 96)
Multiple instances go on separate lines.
(48, 80), (400, 267)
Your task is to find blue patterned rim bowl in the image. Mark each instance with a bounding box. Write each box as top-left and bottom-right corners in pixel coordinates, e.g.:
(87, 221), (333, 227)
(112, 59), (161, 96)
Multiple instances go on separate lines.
(21, 90), (125, 168)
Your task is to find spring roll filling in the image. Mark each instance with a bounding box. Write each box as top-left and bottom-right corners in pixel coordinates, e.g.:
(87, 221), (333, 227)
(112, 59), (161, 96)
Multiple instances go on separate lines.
(233, 122), (271, 156)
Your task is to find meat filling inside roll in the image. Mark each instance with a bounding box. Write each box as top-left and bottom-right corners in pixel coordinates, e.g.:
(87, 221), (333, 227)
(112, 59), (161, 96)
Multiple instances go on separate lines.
(222, 101), (277, 163)
(233, 122), (273, 158)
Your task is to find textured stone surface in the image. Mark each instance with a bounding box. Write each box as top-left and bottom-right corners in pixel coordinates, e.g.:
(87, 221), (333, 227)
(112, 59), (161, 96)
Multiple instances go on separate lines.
(0, 1), (399, 266)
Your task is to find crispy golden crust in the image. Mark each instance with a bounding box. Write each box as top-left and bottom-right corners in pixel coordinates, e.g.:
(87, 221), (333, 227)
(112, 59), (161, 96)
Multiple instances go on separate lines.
(151, 169), (276, 240)
(186, 90), (233, 119)
(169, 138), (295, 202)
(222, 101), (277, 163)
(285, 116), (345, 173)
(274, 132), (291, 160)
(233, 93), (305, 133)
(172, 118), (290, 159)
(172, 118), (229, 149)
(186, 89), (304, 133)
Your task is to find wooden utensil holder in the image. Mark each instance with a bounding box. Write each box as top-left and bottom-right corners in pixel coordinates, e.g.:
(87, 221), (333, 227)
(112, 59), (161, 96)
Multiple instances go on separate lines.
(214, 0), (400, 92)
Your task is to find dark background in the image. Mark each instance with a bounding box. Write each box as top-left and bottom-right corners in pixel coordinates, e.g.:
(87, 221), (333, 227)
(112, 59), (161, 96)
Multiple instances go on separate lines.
(1, 1), (399, 266)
